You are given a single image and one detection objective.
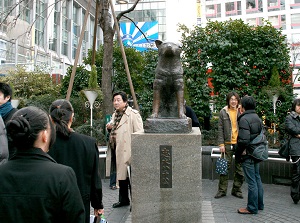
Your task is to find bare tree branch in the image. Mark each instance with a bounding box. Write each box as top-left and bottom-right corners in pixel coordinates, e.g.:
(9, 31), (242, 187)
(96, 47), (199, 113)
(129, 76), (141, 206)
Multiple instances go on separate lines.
(116, 0), (140, 21)
(0, 0), (26, 26)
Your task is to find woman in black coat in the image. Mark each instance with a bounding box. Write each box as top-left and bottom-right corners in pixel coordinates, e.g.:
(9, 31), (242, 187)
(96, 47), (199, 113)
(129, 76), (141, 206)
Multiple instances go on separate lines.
(0, 106), (85, 223)
(285, 98), (300, 204)
(49, 99), (104, 222)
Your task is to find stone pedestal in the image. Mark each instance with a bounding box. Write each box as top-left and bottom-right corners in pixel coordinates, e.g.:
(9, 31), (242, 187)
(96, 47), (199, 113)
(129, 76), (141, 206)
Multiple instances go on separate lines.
(144, 118), (192, 133)
(131, 128), (202, 222)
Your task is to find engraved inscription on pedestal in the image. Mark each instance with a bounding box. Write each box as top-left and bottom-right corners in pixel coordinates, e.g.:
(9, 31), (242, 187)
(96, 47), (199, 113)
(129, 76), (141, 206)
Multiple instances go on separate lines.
(160, 145), (172, 188)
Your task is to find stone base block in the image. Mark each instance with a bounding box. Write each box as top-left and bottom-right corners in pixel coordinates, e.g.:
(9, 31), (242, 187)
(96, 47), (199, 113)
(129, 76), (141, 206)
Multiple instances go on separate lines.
(144, 117), (192, 133)
(131, 128), (202, 222)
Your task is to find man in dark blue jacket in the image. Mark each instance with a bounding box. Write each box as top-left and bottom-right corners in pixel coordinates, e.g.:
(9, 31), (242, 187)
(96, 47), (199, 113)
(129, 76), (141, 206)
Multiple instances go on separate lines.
(0, 82), (17, 125)
(236, 96), (264, 215)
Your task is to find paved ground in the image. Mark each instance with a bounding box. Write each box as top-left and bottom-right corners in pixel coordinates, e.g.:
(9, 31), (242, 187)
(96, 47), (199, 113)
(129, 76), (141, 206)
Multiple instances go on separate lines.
(94, 179), (300, 223)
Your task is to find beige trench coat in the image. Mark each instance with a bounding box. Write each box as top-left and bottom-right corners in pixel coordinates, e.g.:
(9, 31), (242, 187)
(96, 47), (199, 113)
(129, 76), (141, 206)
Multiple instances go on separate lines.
(106, 106), (143, 181)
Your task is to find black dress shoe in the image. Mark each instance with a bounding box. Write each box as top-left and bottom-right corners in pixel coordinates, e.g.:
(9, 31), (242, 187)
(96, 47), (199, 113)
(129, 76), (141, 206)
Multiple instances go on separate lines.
(293, 199), (299, 204)
(112, 202), (130, 208)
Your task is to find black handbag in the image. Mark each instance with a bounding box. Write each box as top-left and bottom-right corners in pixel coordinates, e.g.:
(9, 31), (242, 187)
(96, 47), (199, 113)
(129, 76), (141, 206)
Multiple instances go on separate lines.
(215, 152), (228, 175)
(278, 139), (290, 161)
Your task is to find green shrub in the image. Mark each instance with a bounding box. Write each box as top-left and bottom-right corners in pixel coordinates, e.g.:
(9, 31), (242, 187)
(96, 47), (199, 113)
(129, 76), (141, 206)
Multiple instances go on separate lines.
(74, 119), (106, 145)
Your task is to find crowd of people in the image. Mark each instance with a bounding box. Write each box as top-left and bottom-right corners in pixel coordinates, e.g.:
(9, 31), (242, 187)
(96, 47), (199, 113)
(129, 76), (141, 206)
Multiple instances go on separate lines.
(0, 81), (299, 222)
(0, 82), (145, 222)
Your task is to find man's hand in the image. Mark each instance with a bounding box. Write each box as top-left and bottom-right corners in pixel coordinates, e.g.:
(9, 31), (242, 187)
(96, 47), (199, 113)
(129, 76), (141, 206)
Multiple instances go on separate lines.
(94, 208), (104, 216)
(106, 122), (113, 130)
(219, 145), (225, 153)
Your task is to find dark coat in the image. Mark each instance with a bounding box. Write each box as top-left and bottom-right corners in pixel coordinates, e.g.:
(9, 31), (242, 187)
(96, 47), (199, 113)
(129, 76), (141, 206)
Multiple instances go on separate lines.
(236, 110), (263, 162)
(185, 105), (200, 127)
(48, 132), (103, 223)
(2, 107), (17, 125)
(285, 111), (300, 156)
(0, 116), (8, 165)
(3, 107), (18, 159)
(0, 148), (85, 223)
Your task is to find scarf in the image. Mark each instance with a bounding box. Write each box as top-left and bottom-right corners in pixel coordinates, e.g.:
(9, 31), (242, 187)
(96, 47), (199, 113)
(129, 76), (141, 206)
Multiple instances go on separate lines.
(109, 104), (128, 146)
(0, 101), (13, 119)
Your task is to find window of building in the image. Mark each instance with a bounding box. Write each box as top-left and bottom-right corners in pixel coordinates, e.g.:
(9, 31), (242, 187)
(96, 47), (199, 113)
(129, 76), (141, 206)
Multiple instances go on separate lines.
(82, 10), (87, 59)
(291, 33), (300, 44)
(206, 4), (221, 18)
(35, 0), (46, 46)
(0, 0), (13, 32)
(281, 15), (286, 29)
(268, 0), (285, 11)
(90, 18), (94, 49)
(72, 4), (80, 59)
(246, 17), (263, 26)
(61, 0), (70, 56)
(19, 0), (31, 23)
(290, 0), (300, 9)
(225, 1), (242, 17)
(246, 0), (263, 14)
(0, 39), (7, 63)
(268, 15), (286, 29)
(291, 13), (300, 29)
(50, 2), (59, 52)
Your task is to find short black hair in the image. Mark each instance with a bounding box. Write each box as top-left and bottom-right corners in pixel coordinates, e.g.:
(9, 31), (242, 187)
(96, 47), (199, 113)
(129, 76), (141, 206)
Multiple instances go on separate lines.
(241, 96), (256, 111)
(112, 91), (128, 102)
(226, 92), (240, 107)
(291, 98), (300, 112)
(0, 82), (13, 101)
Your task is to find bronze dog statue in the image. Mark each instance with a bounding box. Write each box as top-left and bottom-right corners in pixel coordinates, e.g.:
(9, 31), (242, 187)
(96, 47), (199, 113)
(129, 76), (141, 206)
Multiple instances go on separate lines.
(151, 40), (186, 119)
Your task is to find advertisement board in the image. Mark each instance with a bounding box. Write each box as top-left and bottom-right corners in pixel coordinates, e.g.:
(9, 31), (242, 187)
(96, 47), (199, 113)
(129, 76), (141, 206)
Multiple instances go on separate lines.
(120, 21), (158, 51)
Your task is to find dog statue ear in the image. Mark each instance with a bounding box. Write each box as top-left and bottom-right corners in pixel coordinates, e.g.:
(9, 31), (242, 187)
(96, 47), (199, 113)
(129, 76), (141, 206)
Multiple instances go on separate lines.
(155, 40), (163, 48)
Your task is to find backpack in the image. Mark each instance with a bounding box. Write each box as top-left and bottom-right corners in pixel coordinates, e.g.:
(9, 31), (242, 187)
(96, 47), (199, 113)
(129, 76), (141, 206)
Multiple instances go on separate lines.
(248, 129), (268, 162)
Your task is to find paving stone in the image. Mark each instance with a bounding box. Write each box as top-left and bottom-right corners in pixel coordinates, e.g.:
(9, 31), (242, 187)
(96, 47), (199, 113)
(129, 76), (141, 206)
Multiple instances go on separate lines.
(93, 178), (300, 223)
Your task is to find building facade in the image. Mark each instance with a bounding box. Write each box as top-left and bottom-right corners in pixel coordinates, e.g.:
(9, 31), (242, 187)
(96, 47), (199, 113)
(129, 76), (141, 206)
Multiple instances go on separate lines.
(0, 0), (102, 76)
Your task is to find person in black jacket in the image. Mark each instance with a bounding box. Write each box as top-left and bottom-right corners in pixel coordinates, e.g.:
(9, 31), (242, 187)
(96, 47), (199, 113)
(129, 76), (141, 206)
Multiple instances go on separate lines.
(285, 98), (300, 204)
(0, 115), (8, 165)
(236, 96), (264, 214)
(0, 106), (85, 223)
(49, 99), (104, 222)
(0, 82), (18, 159)
(0, 82), (17, 125)
(185, 104), (200, 128)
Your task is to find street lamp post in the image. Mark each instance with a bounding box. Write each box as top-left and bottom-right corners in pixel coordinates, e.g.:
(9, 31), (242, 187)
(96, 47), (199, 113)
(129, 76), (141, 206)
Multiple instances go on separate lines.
(272, 94), (278, 144)
(84, 90), (100, 136)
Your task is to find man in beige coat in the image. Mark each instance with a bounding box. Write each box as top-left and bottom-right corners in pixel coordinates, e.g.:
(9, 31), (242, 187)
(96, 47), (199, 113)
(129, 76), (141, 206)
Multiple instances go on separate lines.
(106, 91), (144, 208)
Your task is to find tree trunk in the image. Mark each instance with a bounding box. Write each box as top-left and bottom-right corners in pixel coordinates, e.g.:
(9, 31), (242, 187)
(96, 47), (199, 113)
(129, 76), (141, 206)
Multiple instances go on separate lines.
(99, 0), (141, 116)
(99, 0), (114, 116)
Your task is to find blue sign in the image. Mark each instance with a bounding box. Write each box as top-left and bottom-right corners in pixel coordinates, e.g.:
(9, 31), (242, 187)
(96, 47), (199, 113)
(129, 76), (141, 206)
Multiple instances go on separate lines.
(120, 21), (159, 51)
